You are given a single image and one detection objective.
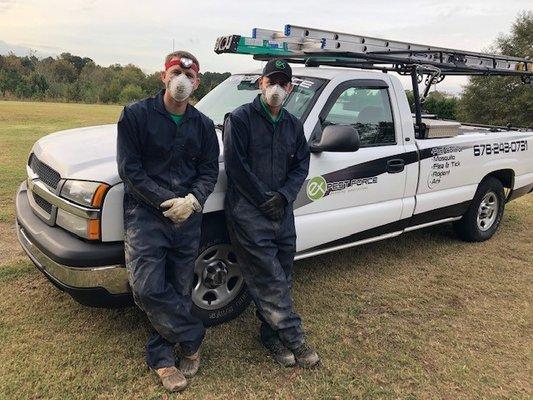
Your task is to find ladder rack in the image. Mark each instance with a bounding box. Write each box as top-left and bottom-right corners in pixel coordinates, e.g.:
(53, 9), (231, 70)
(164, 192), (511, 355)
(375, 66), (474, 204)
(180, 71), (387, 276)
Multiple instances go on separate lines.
(215, 24), (532, 79)
(213, 24), (532, 138)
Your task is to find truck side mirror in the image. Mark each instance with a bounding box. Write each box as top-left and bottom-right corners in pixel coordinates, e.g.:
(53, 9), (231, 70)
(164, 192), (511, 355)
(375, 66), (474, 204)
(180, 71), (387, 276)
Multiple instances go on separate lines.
(309, 124), (360, 153)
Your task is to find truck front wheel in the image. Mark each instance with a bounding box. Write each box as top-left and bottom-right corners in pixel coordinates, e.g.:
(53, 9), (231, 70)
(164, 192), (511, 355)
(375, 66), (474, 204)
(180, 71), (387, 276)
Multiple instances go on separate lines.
(191, 216), (252, 326)
(453, 177), (506, 242)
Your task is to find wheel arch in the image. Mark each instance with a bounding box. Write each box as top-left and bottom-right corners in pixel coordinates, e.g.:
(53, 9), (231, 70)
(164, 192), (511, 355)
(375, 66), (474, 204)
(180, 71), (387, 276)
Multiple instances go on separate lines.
(453, 172), (507, 242)
(482, 169), (514, 200)
(201, 210), (229, 243)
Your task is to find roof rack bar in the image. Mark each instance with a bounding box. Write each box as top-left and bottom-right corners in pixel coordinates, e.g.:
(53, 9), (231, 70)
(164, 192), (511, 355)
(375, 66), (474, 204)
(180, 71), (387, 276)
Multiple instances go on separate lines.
(410, 67), (426, 139)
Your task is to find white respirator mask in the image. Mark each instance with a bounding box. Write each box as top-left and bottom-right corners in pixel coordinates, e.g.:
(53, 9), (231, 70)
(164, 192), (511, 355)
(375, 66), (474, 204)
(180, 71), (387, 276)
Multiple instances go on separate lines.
(168, 74), (194, 102)
(264, 84), (288, 107)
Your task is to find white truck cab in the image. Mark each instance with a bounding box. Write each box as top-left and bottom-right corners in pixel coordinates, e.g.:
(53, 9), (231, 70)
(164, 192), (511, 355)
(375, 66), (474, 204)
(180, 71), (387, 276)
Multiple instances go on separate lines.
(15, 63), (533, 325)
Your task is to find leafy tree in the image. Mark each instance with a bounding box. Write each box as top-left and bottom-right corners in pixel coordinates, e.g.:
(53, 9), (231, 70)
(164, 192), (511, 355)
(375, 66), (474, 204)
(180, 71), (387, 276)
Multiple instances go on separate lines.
(119, 84), (145, 103)
(405, 90), (459, 120)
(143, 72), (164, 96)
(60, 52), (93, 74)
(195, 72), (231, 100)
(51, 59), (78, 83)
(27, 73), (49, 98)
(66, 82), (82, 102)
(458, 11), (533, 127)
(15, 78), (32, 98)
(20, 55), (38, 72)
(117, 64), (145, 87)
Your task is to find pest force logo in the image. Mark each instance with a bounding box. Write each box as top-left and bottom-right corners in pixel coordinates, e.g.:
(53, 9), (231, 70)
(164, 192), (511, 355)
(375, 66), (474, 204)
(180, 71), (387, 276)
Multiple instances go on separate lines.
(306, 176), (327, 201)
(306, 175), (378, 201)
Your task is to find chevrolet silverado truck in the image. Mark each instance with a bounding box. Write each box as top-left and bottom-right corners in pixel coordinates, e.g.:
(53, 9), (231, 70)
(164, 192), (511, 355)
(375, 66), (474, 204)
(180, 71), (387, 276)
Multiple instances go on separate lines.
(15, 27), (533, 326)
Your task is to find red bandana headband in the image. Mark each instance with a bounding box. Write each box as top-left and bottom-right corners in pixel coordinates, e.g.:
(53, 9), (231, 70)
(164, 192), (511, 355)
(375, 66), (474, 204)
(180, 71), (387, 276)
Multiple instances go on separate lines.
(164, 57), (199, 74)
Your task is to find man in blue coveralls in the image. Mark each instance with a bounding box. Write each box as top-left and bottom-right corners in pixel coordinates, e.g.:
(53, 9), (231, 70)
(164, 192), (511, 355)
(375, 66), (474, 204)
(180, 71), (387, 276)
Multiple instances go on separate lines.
(117, 51), (219, 392)
(224, 59), (319, 368)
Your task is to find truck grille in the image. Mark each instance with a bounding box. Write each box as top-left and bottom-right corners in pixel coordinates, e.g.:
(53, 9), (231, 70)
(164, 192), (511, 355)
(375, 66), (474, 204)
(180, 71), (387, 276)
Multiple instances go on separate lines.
(33, 192), (53, 214)
(28, 154), (61, 190)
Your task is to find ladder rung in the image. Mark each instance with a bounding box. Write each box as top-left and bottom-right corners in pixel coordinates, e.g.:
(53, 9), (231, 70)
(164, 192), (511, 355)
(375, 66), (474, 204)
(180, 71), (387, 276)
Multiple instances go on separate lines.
(285, 24), (527, 62)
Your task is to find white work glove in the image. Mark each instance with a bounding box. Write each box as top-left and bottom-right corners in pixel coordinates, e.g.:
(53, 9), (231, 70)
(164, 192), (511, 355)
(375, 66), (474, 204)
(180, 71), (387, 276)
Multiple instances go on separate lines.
(160, 194), (201, 224)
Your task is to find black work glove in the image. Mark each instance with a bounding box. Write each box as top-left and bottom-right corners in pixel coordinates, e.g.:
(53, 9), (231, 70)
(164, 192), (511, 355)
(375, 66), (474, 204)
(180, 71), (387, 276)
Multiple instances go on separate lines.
(259, 191), (287, 221)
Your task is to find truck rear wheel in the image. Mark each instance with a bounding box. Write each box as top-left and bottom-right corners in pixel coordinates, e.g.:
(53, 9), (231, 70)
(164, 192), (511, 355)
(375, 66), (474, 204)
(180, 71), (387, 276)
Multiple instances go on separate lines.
(453, 177), (505, 242)
(191, 215), (251, 327)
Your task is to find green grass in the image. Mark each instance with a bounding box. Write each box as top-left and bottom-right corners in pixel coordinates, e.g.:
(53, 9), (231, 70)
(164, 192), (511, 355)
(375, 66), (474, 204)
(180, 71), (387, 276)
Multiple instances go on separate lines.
(0, 100), (532, 399)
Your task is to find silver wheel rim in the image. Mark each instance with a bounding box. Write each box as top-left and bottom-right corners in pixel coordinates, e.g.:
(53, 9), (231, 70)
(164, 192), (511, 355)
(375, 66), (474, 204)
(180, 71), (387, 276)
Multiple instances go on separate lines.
(192, 244), (244, 311)
(477, 191), (499, 231)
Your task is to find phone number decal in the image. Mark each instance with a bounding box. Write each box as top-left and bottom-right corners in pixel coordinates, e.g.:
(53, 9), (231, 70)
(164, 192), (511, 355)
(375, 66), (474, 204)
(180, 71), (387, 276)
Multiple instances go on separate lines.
(473, 140), (528, 156)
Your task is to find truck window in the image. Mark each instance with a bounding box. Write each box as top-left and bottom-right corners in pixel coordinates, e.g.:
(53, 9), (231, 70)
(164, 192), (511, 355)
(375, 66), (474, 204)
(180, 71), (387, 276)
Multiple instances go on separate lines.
(195, 74), (327, 125)
(323, 87), (396, 147)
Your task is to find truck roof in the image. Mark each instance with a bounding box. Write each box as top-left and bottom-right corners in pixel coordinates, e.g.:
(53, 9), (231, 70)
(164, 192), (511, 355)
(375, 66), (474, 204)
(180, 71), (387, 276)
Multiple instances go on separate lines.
(241, 66), (386, 80)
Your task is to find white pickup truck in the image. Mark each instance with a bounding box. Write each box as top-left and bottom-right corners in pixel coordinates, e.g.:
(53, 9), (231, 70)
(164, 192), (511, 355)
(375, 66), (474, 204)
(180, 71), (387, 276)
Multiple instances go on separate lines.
(15, 66), (533, 326)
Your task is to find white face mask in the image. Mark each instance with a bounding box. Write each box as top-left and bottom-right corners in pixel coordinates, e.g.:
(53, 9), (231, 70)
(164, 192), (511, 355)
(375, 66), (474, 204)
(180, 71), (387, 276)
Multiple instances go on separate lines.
(168, 74), (194, 102)
(263, 84), (288, 107)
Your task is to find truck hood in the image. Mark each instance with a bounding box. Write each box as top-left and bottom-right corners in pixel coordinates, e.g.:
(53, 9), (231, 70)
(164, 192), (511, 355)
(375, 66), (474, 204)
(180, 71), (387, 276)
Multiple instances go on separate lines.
(32, 124), (122, 185)
(32, 124), (224, 185)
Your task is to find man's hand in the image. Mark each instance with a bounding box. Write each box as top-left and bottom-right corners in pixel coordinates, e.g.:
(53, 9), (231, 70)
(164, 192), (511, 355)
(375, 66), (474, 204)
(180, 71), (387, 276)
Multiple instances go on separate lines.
(259, 191), (287, 221)
(161, 194), (201, 224)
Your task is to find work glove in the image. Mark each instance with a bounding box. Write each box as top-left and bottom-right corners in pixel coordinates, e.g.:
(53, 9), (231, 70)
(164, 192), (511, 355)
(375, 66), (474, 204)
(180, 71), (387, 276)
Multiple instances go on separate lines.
(259, 191), (287, 221)
(160, 194), (201, 224)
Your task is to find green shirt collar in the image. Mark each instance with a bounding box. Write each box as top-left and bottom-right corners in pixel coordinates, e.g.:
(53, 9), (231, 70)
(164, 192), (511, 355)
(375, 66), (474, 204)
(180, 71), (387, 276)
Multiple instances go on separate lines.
(170, 113), (183, 125)
(259, 95), (284, 124)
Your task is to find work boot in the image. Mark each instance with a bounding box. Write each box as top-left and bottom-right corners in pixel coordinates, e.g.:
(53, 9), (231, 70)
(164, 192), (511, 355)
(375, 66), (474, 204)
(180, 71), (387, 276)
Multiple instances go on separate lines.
(293, 343), (320, 368)
(261, 335), (296, 367)
(154, 366), (187, 392)
(179, 350), (201, 378)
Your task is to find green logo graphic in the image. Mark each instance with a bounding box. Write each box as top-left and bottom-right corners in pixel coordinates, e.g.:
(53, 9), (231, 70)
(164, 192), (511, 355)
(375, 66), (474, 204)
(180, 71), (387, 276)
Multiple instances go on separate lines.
(276, 60), (286, 69)
(306, 176), (327, 201)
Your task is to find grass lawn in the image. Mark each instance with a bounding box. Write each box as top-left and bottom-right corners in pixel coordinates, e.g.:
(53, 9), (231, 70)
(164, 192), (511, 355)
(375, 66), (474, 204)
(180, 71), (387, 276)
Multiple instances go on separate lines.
(0, 100), (531, 399)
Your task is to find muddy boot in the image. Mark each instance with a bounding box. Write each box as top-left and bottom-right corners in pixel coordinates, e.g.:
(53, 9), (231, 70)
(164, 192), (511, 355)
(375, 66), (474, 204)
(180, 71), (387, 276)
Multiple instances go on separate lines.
(293, 343), (320, 368)
(179, 350), (201, 378)
(261, 335), (296, 367)
(154, 366), (188, 392)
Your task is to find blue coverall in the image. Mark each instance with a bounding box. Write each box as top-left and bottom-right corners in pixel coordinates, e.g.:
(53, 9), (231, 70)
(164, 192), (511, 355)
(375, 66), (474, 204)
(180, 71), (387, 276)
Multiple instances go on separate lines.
(117, 89), (219, 369)
(223, 94), (310, 349)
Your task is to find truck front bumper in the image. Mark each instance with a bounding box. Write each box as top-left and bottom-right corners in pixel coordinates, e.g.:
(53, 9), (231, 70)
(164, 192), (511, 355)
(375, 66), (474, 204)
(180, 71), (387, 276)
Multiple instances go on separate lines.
(15, 182), (132, 307)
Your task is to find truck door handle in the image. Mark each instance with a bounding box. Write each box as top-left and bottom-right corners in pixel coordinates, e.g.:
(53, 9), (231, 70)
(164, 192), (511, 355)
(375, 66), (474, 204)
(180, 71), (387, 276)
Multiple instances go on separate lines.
(386, 158), (405, 173)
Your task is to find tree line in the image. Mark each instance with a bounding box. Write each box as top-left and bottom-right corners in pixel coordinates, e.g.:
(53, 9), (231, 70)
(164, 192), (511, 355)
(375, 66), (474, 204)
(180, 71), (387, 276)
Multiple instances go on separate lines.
(0, 12), (530, 126)
(0, 52), (230, 104)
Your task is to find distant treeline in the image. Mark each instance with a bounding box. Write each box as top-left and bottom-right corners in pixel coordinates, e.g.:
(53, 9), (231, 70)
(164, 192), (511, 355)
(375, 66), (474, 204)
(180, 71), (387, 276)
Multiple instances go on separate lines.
(0, 52), (230, 104)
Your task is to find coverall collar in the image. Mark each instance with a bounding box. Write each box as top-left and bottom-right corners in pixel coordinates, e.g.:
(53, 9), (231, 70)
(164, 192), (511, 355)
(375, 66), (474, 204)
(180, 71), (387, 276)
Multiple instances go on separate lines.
(154, 89), (199, 123)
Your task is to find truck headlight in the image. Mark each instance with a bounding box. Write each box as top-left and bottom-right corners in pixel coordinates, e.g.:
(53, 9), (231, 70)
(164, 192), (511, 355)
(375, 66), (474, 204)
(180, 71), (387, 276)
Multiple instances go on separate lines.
(60, 180), (109, 208)
(57, 180), (109, 240)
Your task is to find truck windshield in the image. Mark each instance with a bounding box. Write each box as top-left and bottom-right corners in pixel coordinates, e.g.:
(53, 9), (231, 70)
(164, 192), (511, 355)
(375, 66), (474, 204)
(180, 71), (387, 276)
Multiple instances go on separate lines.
(195, 74), (326, 125)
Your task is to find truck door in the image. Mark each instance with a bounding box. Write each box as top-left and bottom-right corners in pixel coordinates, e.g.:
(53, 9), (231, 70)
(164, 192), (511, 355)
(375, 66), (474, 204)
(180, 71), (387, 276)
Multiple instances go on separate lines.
(294, 78), (414, 252)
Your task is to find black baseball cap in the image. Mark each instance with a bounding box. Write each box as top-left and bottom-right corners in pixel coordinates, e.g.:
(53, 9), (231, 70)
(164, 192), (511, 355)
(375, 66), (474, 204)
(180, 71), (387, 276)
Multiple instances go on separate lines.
(262, 58), (292, 81)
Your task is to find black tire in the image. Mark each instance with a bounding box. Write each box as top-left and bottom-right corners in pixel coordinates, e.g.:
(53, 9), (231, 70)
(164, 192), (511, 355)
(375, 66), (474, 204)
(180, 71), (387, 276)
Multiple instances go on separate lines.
(453, 176), (506, 242)
(191, 213), (251, 327)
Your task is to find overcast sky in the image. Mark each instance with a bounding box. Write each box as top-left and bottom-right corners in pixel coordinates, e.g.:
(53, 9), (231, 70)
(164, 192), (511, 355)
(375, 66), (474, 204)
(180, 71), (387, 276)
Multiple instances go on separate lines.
(0, 0), (530, 93)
